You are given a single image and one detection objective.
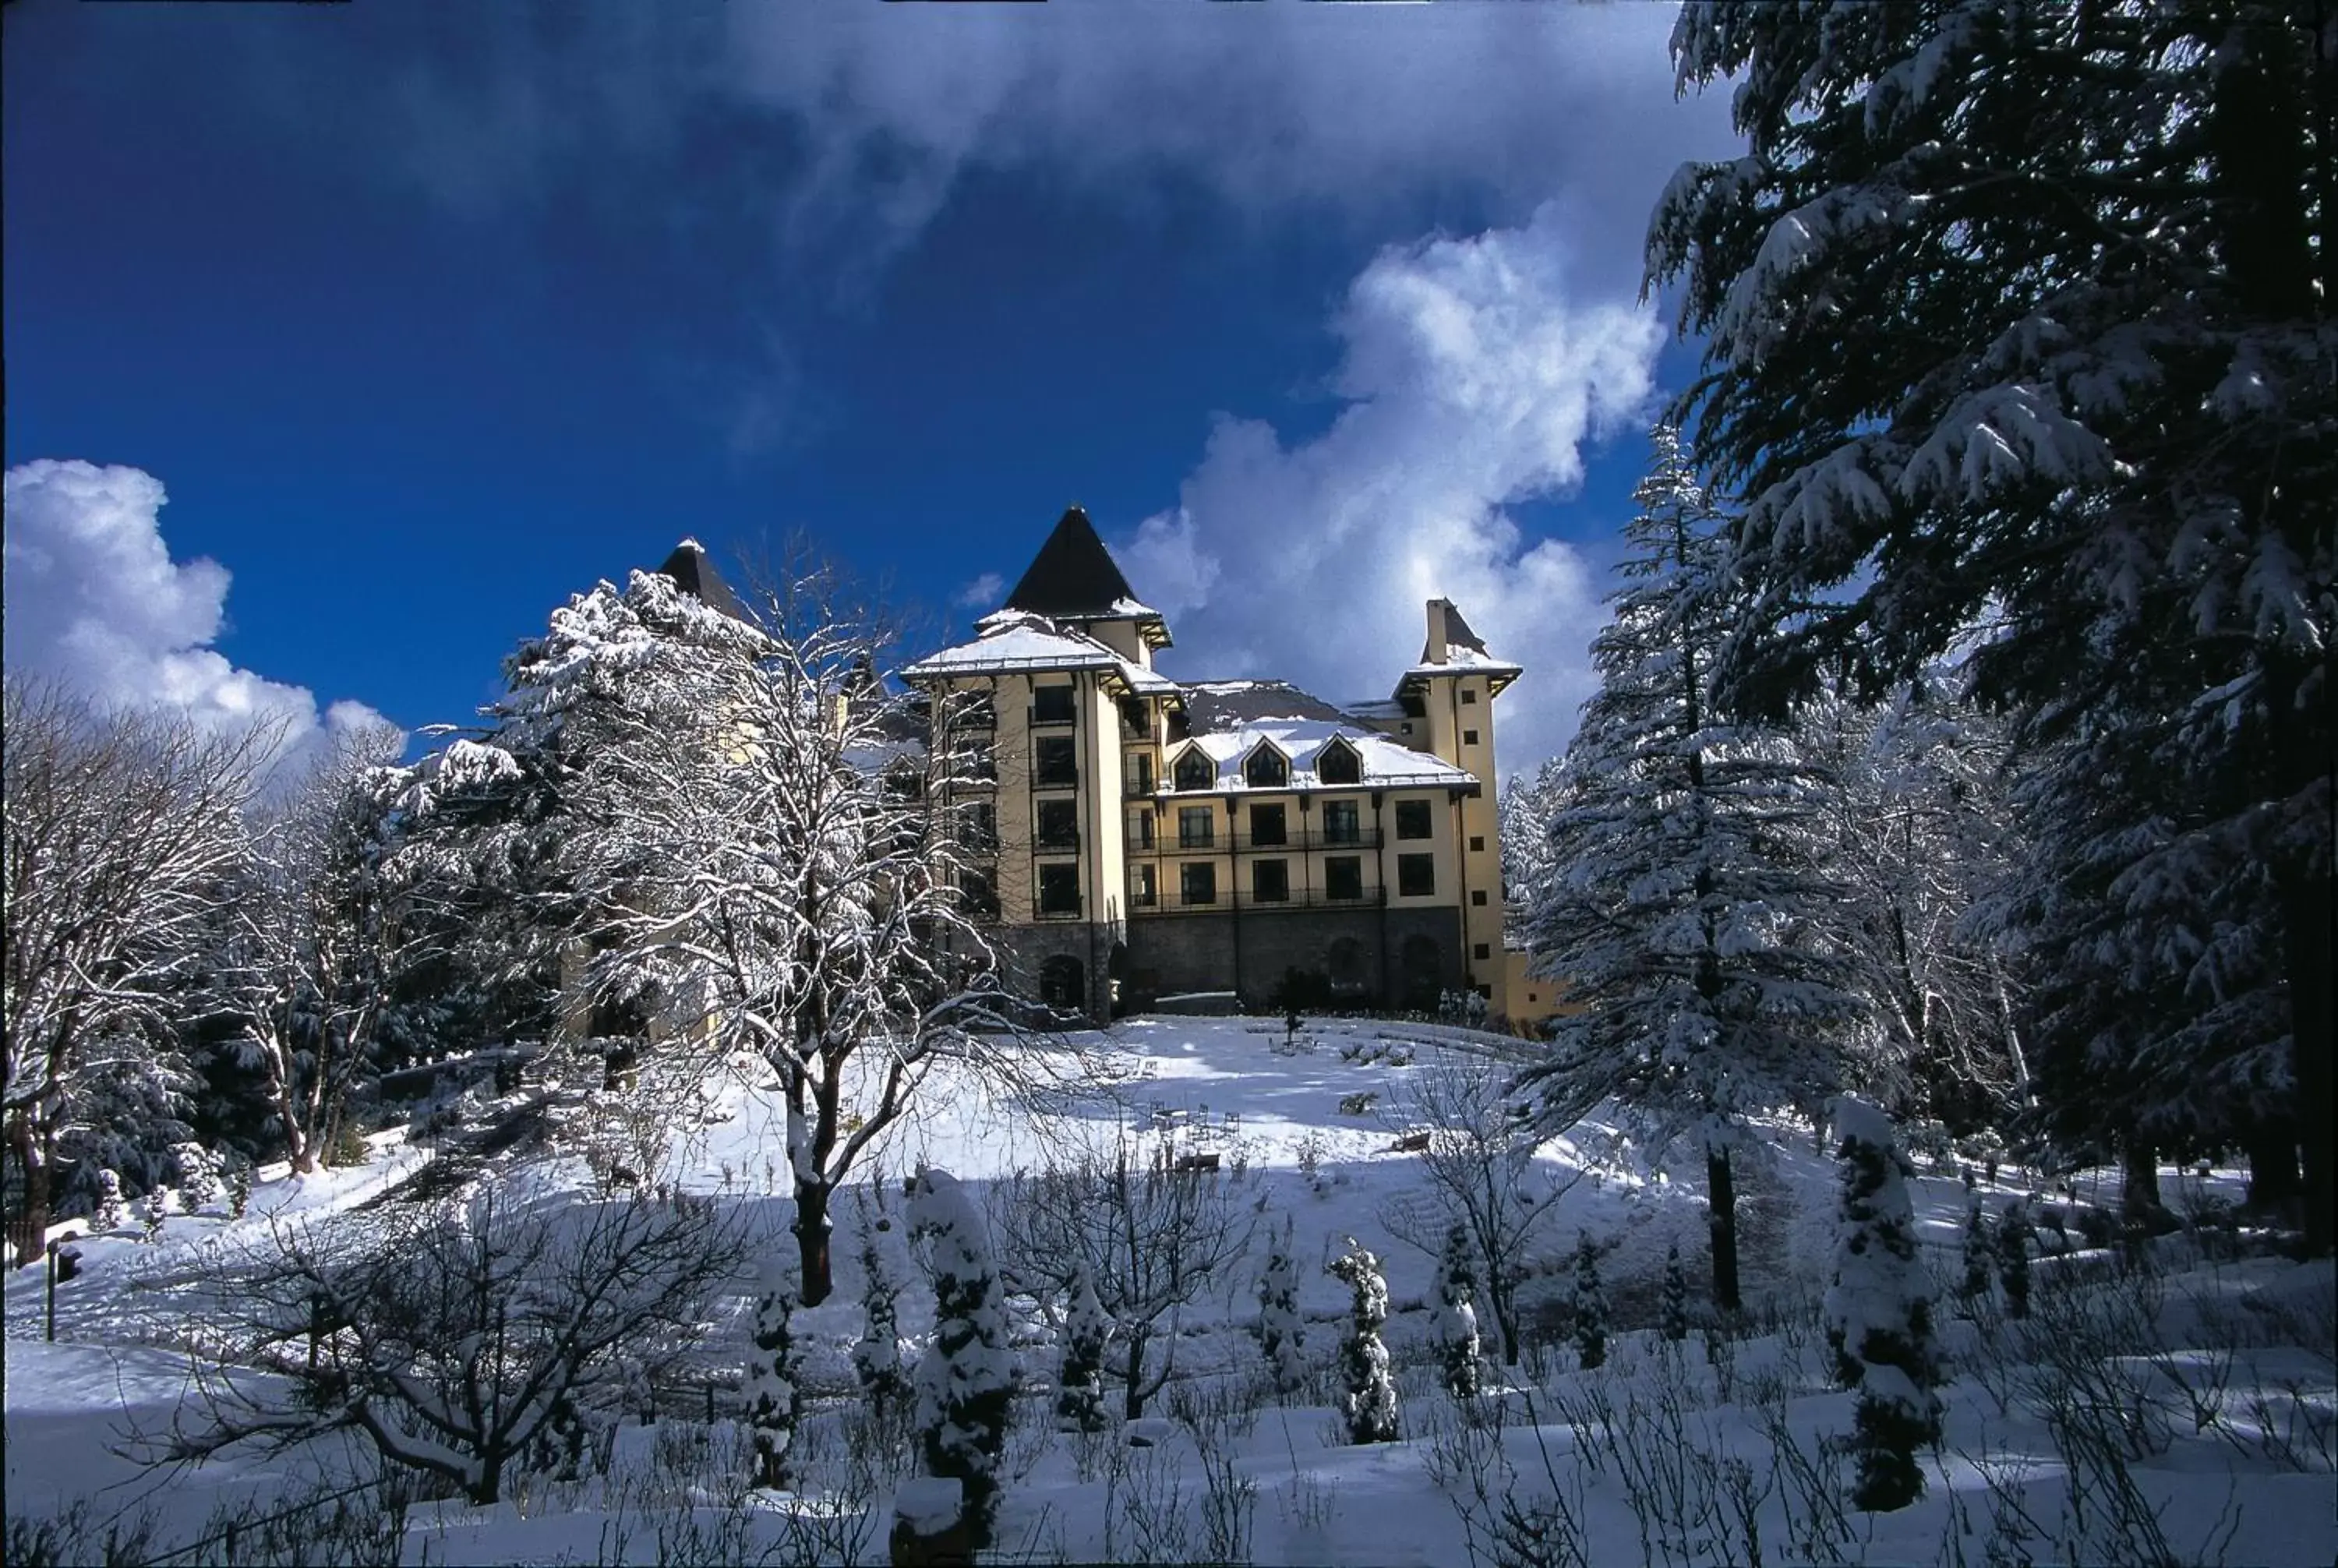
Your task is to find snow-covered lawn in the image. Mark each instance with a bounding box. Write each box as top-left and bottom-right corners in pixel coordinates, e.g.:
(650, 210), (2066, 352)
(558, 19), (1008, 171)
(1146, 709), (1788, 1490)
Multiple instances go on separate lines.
(7, 1015), (2333, 1565)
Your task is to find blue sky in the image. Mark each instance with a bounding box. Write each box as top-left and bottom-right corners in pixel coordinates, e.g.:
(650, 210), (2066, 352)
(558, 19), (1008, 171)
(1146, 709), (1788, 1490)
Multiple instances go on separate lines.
(2, 0), (1738, 776)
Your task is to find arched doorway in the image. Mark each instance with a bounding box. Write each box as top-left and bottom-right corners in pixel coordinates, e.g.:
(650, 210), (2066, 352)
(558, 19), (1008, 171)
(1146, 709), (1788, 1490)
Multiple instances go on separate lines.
(1325, 936), (1368, 998)
(1040, 954), (1086, 1012)
(1400, 934), (1443, 1012)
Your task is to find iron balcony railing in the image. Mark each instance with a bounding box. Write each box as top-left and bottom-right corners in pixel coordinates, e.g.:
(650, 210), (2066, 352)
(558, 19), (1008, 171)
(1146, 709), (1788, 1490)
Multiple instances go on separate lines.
(1130, 885), (1388, 915)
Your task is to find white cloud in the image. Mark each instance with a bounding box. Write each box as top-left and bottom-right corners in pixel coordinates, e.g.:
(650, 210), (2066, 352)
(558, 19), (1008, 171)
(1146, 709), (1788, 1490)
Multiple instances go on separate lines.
(2, 460), (397, 770)
(954, 571), (1008, 609)
(1120, 203), (1660, 778)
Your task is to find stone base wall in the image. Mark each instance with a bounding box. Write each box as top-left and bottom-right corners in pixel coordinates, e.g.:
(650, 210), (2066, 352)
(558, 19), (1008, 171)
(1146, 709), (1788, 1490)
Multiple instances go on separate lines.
(1121, 906), (1464, 1013)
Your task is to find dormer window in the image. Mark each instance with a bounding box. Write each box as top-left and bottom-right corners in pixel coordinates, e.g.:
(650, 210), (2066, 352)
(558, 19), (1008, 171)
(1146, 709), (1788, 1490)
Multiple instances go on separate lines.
(1244, 745), (1289, 789)
(1173, 747), (1214, 792)
(1316, 740), (1361, 786)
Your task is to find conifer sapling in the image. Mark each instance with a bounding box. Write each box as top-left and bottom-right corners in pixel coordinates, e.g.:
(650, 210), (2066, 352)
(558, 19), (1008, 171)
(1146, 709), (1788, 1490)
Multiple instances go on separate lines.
(1823, 1098), (1942, 1513)
(1572, 1231), (1606, 1372)
(747, 1255), (800, 1489)
(853, 1225), (907, 1414)
(1960, 1198), (1993, 1302)
(1996, 1199), (2032, 1322)
(93, 1169), (125, 1233)
(1055, 1264), (1110, 1432)
(1661, 1239), (1690, 1343)
(909, 1167), (1014, 1546)
(1257, 1220), (1307, 1396)
(1432, 1224), (1482, 1399)
(1328, 1238), (1399, 1444)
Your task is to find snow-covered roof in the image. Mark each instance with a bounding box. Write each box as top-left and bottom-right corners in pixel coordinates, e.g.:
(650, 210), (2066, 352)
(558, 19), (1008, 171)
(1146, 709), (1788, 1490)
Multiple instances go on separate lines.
(1159, 719), (1476, 793)
(1400, 645), (1524, 680)
(902, 612), (1127, 679)
(1118, 662), (1181, 695)
(1340, 698), (1410, 722)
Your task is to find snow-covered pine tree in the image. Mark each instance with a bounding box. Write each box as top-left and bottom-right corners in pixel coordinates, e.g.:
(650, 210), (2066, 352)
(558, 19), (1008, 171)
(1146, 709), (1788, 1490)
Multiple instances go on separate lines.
(1995, 1199), (2032, 1323)
(1431, 1224), (1481, 1400)
(1328, 1238), (1399, 1444)
(140, 1184), (170, 1242)
(1959, 1197), (1992, 1304)
(853, 1225), (908, 1415)
(225, 1155), (252, 1220)
(1519, 422), (1868, 1312)
(909, 1167), (1013, 1547)
(1257, 1220), (1307, 1397)
(746, 1255), (800, 1490)
(1571, 1232), (1607, 1372)
(172, 1142), (221, 1213)
(1824, 1097), (1941, 1512)
(1054, 1264), (1109, 1433)
(1652, 3), (2334, 1256)
(1661, 1239), (1690, 1342)
(92, 1169), (126, 1233)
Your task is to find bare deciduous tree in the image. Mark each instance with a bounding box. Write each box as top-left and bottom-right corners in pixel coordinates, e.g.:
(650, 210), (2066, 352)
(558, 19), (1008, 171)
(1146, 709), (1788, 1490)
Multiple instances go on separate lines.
(992, 1134), (1254, 1420)
(3, 681), (276, 1265)
(1383, 1056), (1577, 1365)
(151, 1186), (758, 1505)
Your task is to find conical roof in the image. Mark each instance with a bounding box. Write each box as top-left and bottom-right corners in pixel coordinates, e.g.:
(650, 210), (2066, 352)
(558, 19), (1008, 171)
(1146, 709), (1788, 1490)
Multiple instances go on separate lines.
(1002, 507), (1142, 620)
(655, 539), (750, 623)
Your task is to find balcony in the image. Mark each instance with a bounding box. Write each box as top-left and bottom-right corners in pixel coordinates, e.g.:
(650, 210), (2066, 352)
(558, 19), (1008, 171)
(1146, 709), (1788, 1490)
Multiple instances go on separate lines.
(1129, 885), (1390, 916)
(1219, 828), (1385, 853)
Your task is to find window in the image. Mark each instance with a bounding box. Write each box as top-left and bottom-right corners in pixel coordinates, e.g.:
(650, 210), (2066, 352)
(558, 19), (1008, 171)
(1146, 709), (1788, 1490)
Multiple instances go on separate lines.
(1035, 736), (1078, 786)
(1473, 943), (1492, 961)
(1129, 810), (1155, 849)
(1461, 688), (1478, 705)
(958, 802), (998, 853)
(1180, 862), (1217, 906)
(959, 870), (998, 917)
(1038, 863), (1081, 915)
(1322, 800), (1361, 846)
(1032, 684), (1076, 726)
(1397, 853), (1436, 897)
(1128, 752), (1156, 793)
(1036, 799), (1079, 849)
(1462, 729), (1480, 746)
(1245, 747), (1288, 789)
(1324, 856), (1364, 902)
(1118, 697), (1148, 738)
(1131, 864), (1157, 908)
(1178, 806), (1215, 849)
(1252, 860), (1290, 903)
(1471, 889), (1489, 906)
(1394, 800), (1433, 840)
(1249, 802), (1287, 847)
(1174, 747), (1214, 791)
(1468, 835), (1485, 852)
(1316, 742), (1361, 786)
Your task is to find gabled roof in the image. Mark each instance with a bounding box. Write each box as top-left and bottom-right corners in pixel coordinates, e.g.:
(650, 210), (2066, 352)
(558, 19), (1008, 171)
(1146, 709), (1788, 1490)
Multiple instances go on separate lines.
(1180, 679), (1348, 731)
(655, 539), (751, 625)
(1422, 599), (1489, 664)
(1001, 507), (1171, 647)
(1399, 598), (1521, 696)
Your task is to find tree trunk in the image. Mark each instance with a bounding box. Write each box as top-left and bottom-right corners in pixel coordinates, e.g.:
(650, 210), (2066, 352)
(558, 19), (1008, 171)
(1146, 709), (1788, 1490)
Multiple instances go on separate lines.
(1122, 1328), (1149, 1421)
(1489, 1284), (1521, 1368)
(794, 1178), (835, 1306)
(2244, 1119), (2302, 1217)
(1706, 1149), (1740, 1313)
(2121, 1139), (2165, 1221)
(2283, 872), (2333, 1255)
(8, 1117), (51, 1269)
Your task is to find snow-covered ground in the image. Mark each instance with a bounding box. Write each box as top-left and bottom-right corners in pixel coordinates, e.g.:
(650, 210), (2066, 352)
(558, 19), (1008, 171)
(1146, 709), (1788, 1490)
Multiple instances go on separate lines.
(8, 1014), (2333, 1566)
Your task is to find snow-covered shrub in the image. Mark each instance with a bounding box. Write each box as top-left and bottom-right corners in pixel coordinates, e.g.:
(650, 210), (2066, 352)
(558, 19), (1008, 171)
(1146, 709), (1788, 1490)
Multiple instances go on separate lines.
(1824, 1098), (1941, 1512)
(1997, 1199), (2033, 1321)
(92, 1169), (126, 1233)
(226, 1156), (253, 1220)
(141, 1185), (171, 1243)
(1661, 1240), (1690, 1342)
(1328, 1239), (1399, 1444)
(853, 1224), (907, 1415)
(1432, 1224), (1481, 1399)
(747, 1256), (799, 1489)
(1256, 1224), (1309, 1397)
(1572, 1231), (1606, 1372)
(1437, 988), (1489, 1027)
(172, 1142), (221, 1213)
(1055, 1265), (1109, 1433)
(909, 1167), (1013, 1547)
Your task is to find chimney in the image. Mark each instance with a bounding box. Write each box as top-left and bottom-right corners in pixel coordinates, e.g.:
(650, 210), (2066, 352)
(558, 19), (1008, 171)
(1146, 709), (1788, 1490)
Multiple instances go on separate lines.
(1424, 599), (1450, 665)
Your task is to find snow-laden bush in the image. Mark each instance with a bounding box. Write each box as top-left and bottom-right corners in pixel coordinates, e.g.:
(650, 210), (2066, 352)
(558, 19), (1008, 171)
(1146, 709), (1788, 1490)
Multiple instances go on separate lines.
(1961, 1197), (1994, 1302)
(1256, 1221), (1307, 1396)
(1432, 1224), (1481, 1399)
(92, 1170), (126, 1233)
(909, 1167), (1013, 1547)
(746, 1255), (799, 1489)
(1572, 1231), (1607, 1372)
(1824, 1097), (1942, 1512)
(172, 1142), (221, 1213)
(141, 1185), (171, 1243)
(225, 1157), (253, 1220)
(1055, 1265), (1109, 1433)
(1997, 1198), (2033, 1321)
(1329, 1239), (1399, 1444)
(853, 1224), (907, 1415)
